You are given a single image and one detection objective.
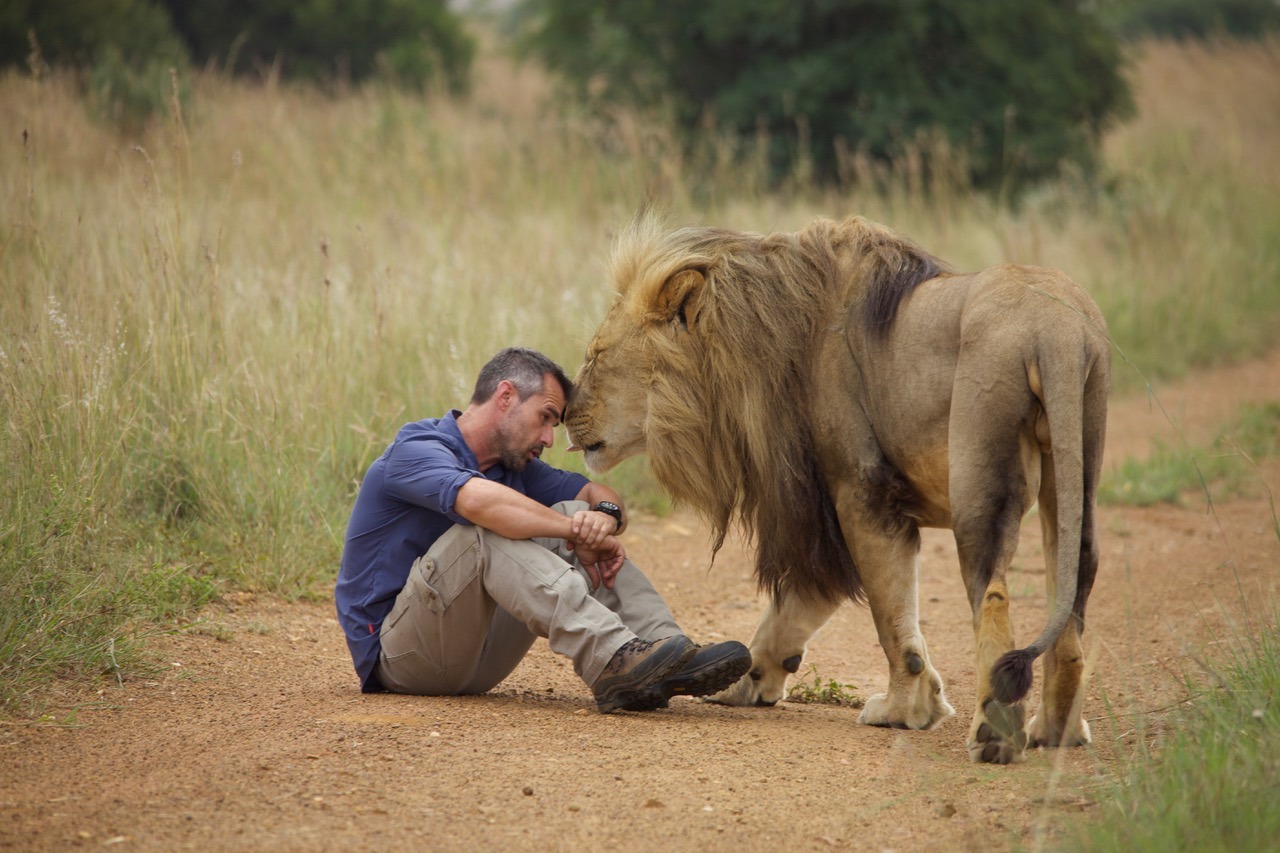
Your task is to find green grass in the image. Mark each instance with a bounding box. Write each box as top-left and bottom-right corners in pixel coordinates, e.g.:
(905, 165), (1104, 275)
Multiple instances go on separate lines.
(1067, 611), (1280, 851)
(784, 665), (864, 707)
(1100, 402), (1280, 507)
(1075, 395), (1280, 850)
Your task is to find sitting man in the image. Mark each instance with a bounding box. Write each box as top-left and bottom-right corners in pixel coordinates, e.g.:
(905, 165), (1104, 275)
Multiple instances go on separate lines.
(335, 346), (752, 712)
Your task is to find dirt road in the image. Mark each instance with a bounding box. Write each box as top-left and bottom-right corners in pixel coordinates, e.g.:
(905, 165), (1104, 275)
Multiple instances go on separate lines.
(3, 352), (1279, 851)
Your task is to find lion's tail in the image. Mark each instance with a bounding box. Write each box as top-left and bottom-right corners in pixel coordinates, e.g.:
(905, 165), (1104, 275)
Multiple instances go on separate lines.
(990, 331), (1107, 706)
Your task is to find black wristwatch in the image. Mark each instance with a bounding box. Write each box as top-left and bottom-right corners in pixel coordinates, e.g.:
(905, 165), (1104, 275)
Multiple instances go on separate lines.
(592, 501), (624, 531)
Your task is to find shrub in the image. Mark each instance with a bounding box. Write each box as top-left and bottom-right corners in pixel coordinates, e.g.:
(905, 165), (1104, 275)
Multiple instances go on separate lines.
(1105, 0), (1280, 40)
(518, 0), (1132, 193)
(159, 0), (475, 92)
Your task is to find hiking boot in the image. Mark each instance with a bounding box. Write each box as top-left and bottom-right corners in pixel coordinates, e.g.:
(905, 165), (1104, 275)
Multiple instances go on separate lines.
(593, 634), (697, 713)
(619, 641), (753, 711)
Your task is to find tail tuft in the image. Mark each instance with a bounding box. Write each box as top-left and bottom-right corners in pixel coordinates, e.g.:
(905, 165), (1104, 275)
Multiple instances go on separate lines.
(990, 648), (1038, 704)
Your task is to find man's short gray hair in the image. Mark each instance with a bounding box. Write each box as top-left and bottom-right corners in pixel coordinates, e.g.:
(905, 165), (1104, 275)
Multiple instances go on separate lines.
(471, 347), (573, 405)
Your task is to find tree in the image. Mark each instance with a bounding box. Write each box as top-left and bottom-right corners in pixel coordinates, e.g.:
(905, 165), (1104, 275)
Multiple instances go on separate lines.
(0, 0), (189, 129)
(1, 0), (185, 72)
(1103, 0), (1280, 40)
(519, 0), (1133, 192)
(158, 0), (475, 92)
(1, 1), (475, 95)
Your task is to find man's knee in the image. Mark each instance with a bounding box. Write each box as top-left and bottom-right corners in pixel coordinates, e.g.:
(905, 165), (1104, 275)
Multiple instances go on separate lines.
(429, 523), (484, 562)
(551, 499), (589, 517)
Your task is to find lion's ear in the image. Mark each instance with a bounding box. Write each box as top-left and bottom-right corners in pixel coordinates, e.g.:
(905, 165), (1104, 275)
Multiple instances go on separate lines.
(655, 268), (705, 331)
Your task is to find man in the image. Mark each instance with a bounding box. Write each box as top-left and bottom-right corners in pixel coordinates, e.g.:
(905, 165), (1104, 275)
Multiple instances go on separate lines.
(335, 347), (752, 712)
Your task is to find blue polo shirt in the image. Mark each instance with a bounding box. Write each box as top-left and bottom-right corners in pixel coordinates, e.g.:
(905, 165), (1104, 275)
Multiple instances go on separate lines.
(334, 411), (589, 691)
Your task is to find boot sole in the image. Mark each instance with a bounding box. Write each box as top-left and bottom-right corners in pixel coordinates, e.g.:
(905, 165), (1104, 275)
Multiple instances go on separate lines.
(665, 646), (753, 698)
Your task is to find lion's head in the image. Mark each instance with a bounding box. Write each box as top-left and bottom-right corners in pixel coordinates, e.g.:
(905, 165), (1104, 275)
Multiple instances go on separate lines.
(566, 213), (943, 601)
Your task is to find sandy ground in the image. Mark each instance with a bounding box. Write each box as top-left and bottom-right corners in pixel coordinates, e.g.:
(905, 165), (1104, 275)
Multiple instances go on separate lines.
(2, 351), (1279, 852)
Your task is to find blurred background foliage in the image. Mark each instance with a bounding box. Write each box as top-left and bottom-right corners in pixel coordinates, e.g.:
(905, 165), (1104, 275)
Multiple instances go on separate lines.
(1, 0), (474, 129)
(3, 0), (1277, 193)
(159, 0), (474, 92)
(518, 0), (1132, 194)
(1101, 0), (1280, 38)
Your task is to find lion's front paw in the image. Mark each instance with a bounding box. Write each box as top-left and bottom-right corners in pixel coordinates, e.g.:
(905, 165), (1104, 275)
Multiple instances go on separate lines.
(704, 672), (757, 705)
(858, 693), (909, 728)
(1027, 712), (1091, 749)
(857, 670), (955, 730)
(968, 699), (1027, 764)
(704, 670), (782, 707)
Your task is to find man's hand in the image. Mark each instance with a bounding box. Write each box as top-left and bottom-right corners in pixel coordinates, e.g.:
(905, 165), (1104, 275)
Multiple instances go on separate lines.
(569, 508), (619, 549)
(573, 483), (627, 536)
(568, 535), (626, 591)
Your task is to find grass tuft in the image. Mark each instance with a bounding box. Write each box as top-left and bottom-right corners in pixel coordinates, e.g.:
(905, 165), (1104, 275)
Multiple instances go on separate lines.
(785, 665), (864, 707)
(1068, 614), (1280, 851)
(1101, 402), (1280, 506)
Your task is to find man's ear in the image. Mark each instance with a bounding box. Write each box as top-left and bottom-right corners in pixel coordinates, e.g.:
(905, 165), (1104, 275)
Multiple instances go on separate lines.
(654, 268), (705, 331)
(494, 379), (517, 411)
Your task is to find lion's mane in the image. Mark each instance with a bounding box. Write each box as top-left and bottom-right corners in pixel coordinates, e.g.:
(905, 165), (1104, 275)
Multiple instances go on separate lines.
(611, 214), (946, 602)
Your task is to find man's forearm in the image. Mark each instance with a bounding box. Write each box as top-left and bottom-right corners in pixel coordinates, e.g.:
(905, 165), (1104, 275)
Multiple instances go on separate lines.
(454, 477), (577, 542)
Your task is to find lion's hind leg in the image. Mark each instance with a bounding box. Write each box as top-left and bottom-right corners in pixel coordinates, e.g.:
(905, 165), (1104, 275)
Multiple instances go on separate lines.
(955, 522), (1033, 764)
(1027, 633), (1091, 748)
(706, 589), (841, 707)
(1026, 450), (1096, 749)
(963, 572), (1029, 764)
(950, 376), (1039, 763)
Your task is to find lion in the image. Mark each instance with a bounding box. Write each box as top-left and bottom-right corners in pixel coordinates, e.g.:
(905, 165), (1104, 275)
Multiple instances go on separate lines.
(565, 213), (1110, 764)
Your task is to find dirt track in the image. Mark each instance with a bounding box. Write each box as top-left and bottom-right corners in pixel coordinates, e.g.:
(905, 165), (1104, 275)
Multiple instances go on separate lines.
(3, 352), (1279, 851)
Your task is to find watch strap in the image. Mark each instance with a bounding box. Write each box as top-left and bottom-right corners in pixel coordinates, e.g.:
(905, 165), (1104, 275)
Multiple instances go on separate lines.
(591, 501), (623, 528)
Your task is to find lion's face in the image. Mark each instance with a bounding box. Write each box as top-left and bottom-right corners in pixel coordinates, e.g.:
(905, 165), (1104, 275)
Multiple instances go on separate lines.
(567, 264), (707, 473)
(565, 305), (655, 473)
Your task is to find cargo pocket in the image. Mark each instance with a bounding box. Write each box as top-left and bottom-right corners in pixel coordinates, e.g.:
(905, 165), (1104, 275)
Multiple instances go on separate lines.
(378, 646), (441, 693)
(417, 542), (481, 615)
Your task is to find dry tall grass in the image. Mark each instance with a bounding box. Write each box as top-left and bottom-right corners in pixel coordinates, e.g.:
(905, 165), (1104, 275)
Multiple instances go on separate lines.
(1, 36), (1278, 711)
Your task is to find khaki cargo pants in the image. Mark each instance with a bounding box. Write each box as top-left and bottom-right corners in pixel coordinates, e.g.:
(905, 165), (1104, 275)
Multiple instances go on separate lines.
(376, 501), (680, 695)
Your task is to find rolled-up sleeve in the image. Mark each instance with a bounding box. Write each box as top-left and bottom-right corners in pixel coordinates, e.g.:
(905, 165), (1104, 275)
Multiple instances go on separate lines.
(521, 459), (590, 507)
(381, 436), (477, 524)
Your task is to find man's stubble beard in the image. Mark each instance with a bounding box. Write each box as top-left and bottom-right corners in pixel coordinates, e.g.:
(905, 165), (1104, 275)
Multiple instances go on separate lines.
(494, 410), (536, 472)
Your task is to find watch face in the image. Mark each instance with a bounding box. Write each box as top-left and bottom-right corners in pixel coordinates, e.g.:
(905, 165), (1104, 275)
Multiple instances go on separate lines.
(594, 501), (622, 521)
